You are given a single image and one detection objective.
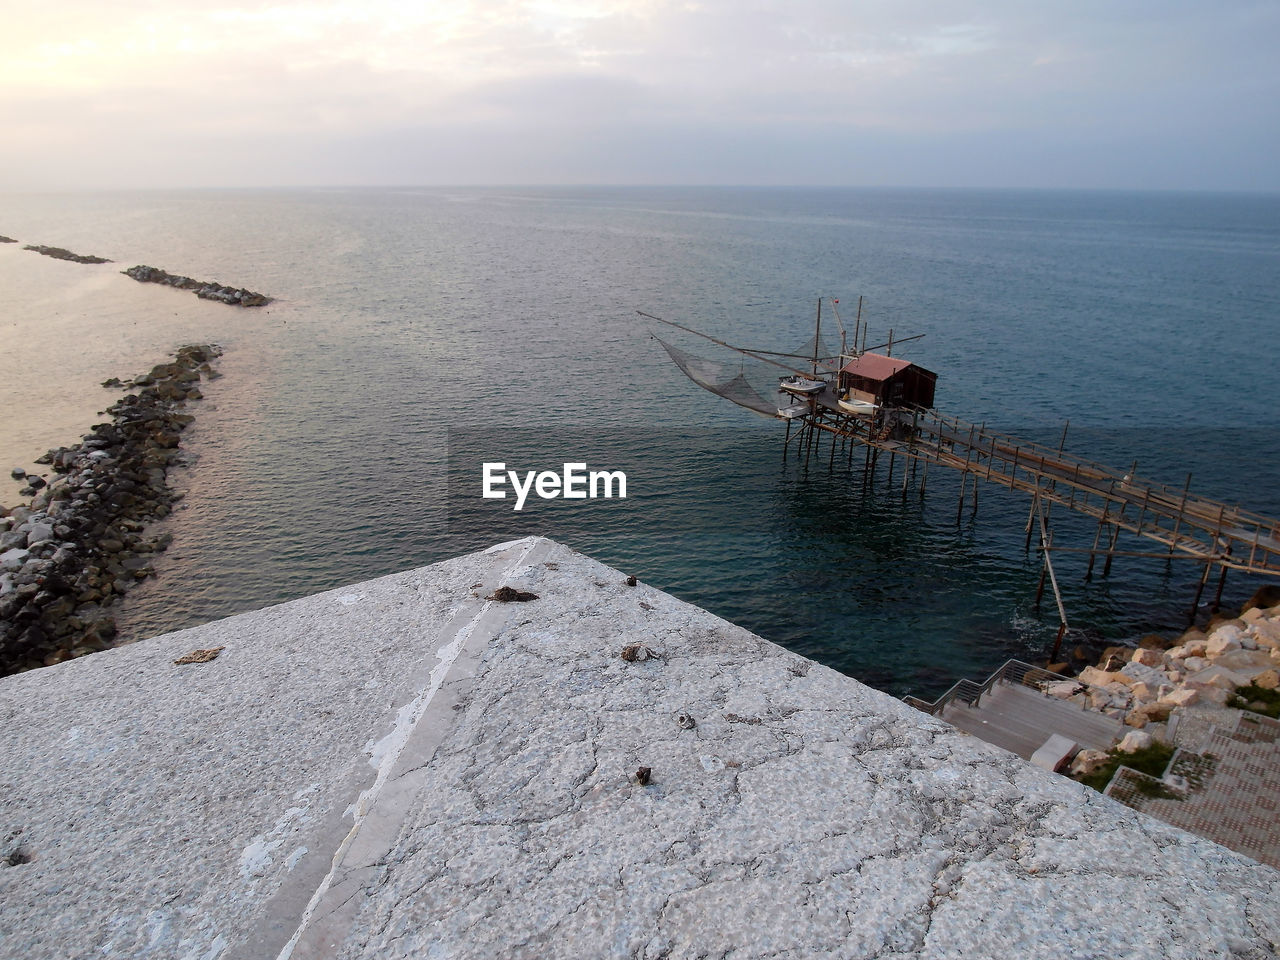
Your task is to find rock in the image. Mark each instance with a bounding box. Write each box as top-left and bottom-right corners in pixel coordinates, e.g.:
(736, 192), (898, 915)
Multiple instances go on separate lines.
(1207, 627), (1244, 657)
(1044, 680), (1082, 700)
(1137, 633), (1177, 651)
(1253, 669), (1280, 690)
(1242, 585), (1280, 615)
(1250, 620), (1280, 648)
(1069, 748), (1110, 776)
(1198, 686), (1231, 705)
(1079, 666), (1127, 687)
(1129, 681), (1157, 703)
(1119, 661), (1164, 687)
(0, 548), (30, 571)
(1132, 702), (1174, 724)
(1172, 638), (1209, 659)
(23, 244), (111, 264)
(10, 467), (25, 480)
(1099, 646), (1132, 669)
(25, 522), (54, 546)
(1124, 711), (1149, 729)
(1159, 687), (1199, 708)
(1131, 648), (1164, 668)
(1118, 730), (1153, 753)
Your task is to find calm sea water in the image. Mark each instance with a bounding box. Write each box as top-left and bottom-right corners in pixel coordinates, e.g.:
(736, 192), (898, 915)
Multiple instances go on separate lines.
(3, 187), (1278, 697)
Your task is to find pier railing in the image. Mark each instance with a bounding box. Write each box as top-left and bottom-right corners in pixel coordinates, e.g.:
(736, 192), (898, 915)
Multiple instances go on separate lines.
(801, 403), (1280, 579)
(903, 658), (1080, 716)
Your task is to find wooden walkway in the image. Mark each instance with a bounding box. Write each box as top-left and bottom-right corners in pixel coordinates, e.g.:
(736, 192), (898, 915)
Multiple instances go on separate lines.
(939, 681), (1126, 760)
(793, 402), (1280, 579)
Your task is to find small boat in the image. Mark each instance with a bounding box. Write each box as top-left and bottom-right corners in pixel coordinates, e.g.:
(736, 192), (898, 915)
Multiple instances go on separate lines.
(777, 402), (811, 419)
(778, 375), (826, 396)
(837, 394), (877, 416)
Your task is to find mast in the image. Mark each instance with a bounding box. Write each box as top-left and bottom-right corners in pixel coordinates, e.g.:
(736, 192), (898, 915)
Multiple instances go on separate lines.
(812, 298), (822, 377)
(854, 296), (863, 360)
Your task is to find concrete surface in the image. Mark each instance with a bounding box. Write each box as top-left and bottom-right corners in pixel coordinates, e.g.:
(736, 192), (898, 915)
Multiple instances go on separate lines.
(1, 537), (1278, 959)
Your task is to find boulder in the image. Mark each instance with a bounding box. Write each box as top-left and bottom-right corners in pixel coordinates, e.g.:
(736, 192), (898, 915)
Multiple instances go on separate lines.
(1131, 702), (1174, 724)
(1099, 646), (1132, 670)
(1253, 669), (1280, 691)
(1118, 730), (1154, 753)
(1120, 661), (1165, 687)
(1131, 648), (1164, 668)
(1137, 633), (1177, 651)
(25, 521), (54, 546)
(1207, 625), (1244, 656)
(0, 547), (29, 571)
(1069, 749), (1110, 776)
(1242, 585), (1280, 615)
(1080, 666), (1127, 687)
(1043, 680), (1083, 700)
(1129, 681), (1157, 703)
(1159, 687), (1199, 708)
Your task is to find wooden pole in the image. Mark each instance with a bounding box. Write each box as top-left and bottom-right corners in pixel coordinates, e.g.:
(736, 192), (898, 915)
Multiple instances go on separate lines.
(1211, 562), (1229, 614)
(1189, 561), (1213, 624)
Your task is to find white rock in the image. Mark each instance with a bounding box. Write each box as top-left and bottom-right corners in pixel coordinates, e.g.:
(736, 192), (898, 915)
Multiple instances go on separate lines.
(1044, 680), (1082, 700)
(1207, 626), (1244, 657)
(1160, 687), (1199, 708)
(1118, 730), (1154, 753)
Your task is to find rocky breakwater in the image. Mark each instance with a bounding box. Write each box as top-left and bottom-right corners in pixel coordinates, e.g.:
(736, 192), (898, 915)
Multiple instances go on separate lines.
(0, 345), (222, 674)
(23, 244), (112, 265)
(123, 264), (271, 307)
(1039, 593), (1280, 769)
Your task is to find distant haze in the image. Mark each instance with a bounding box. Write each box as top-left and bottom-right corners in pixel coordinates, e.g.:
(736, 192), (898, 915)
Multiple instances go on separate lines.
(3, 0), (1277, 191)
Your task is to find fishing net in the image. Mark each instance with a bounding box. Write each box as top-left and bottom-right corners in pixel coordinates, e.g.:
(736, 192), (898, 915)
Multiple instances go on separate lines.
(655, 337), (781, 417)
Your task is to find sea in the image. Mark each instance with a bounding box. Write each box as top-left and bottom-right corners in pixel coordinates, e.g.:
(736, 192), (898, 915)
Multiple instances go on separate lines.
(2, 187), (1278, 699)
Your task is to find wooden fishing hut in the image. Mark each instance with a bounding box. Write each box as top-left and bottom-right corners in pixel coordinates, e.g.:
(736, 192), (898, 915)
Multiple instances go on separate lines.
(838, 353), (937, 410)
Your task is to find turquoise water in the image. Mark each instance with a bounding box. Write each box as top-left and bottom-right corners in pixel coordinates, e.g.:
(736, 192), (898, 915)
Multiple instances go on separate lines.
(3, 187), (1279, 696)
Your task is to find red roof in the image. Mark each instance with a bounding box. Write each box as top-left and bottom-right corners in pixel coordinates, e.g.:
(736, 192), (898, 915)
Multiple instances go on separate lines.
(839, 352), (915, 381)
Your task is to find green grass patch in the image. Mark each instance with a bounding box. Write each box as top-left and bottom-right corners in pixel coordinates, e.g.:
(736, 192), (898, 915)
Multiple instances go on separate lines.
(1076, 741), (1176, 793)
(1228, 684), (1280, 719)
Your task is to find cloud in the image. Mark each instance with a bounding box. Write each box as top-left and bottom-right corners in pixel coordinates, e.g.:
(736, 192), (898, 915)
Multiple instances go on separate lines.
(1, 0), (1276, 188)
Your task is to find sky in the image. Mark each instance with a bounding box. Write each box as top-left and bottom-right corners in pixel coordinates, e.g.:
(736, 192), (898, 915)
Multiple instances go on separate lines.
(1, 0), (1277, 190)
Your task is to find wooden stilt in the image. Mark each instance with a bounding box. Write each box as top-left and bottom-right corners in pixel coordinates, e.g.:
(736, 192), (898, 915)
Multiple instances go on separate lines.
(1189, 561), (1212, 624)
(1103, 521), (1122, 577)
(1211, 563), (1229, 614)
(1024, 489), (1039, 552)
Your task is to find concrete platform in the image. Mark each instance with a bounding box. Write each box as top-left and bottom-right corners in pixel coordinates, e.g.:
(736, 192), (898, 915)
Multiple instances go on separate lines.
(1, 537), (1278, 959)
